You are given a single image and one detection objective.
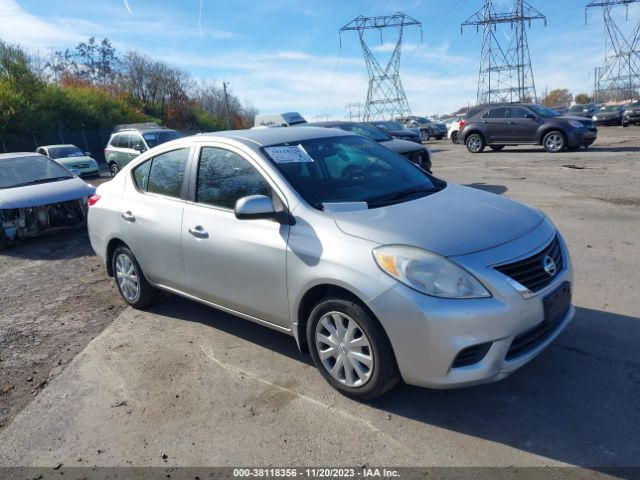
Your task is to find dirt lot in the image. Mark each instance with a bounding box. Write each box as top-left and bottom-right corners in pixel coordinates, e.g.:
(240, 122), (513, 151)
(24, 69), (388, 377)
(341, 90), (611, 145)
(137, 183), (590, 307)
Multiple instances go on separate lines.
(0, 126), (638, 468)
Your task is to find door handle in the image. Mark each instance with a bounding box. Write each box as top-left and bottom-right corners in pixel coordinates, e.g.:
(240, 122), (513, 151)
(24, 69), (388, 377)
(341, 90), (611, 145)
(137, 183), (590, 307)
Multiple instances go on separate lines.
(121, 211), (135, 222)
(188, 226), (209, 239)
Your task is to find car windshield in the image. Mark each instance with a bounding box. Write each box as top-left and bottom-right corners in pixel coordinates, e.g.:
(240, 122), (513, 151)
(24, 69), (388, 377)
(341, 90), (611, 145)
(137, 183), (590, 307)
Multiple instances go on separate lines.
(415, 117), (432, 124)
(600, 105), (621, 112)
(263, 135), (442, 210)
(333, 123), (391, 142)
(142, 130), (182, 148)
(47, 146), (85, 159)
(569, 105), (588, 112)
(0, 155), (73, 189)
(528, 104), (561, 117)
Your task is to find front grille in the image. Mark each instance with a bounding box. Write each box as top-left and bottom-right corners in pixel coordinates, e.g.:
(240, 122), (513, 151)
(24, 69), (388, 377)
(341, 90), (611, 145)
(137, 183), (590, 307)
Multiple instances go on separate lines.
(452, 342), (492, 368)
(495, 236), (563, 293)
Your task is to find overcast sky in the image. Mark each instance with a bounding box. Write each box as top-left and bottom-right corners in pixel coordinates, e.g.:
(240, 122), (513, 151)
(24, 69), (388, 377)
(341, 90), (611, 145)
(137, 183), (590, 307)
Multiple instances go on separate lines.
(2, 0), (639, 119)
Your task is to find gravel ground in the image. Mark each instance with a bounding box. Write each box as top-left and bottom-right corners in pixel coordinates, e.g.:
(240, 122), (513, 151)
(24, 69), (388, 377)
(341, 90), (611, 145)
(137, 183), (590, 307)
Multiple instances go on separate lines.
(0, 223), (125, 429)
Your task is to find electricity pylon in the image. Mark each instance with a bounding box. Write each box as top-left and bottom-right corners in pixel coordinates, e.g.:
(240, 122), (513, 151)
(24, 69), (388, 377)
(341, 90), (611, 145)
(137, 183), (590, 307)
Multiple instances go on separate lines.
(462, 0), (546, 105)
(340, 12), (422, 120)
(587, 0), (640, 102)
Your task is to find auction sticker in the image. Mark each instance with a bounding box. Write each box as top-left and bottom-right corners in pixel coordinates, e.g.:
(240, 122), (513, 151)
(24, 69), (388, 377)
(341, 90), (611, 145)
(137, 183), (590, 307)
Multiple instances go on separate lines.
(265, 145), (314, 163)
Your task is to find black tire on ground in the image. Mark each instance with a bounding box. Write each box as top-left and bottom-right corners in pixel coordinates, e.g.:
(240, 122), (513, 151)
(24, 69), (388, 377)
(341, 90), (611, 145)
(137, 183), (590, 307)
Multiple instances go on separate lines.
(451, 132), (458, 143)
(490, 145), (505, 151)
(542, 130), (567, 153)
(109, 162), (119, 176)
(465, 133), (486, 153)
(422, 131), (431, 141)
(111, 245), (160, 309)
(307, 294), (400, 401)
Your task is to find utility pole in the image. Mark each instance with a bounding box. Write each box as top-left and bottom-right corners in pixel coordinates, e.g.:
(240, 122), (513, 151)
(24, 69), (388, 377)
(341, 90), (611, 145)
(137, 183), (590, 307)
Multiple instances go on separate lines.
(340, 12), (422, 120)
(222, 81), (232, 130)
(462, 0), (546, 105)
(586, 1), (640, 102)
(345, 102), (364, 121)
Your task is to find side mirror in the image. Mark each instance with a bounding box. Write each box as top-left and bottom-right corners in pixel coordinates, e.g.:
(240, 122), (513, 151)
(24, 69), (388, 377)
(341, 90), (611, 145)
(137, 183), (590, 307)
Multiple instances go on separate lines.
(235, 195), (292, 223)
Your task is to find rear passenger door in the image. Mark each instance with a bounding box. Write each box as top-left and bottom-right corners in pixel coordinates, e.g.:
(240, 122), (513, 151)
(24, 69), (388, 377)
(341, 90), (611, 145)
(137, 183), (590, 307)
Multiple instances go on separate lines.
(121, 147), (191, 290)
(480, 108), (509, 143)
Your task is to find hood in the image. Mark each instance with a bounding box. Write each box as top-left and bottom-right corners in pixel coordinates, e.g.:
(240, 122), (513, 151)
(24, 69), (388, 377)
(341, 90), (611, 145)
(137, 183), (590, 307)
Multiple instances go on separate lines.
(55, 155), (96, 166)
(0, 177), (95, 209)
(331, 184), (544, 257)
(381, 138), (425, 154)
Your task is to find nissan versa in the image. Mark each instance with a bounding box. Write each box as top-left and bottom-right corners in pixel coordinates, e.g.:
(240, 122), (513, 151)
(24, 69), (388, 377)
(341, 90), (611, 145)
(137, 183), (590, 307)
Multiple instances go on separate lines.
(88, 127), (574, 400)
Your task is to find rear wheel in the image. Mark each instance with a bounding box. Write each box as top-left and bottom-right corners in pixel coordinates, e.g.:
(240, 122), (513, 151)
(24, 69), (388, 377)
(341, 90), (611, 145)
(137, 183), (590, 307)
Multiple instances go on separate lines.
(422, 130), (431, 141)
(466, 133), (485, 153)
(451, 131), (458, 143)
(109, 162), (119, 176)
(112, 246), (159, 308)
(490, 145), (505, 151)
(542, 131), (567, 153)
(307, 295), (399, 401)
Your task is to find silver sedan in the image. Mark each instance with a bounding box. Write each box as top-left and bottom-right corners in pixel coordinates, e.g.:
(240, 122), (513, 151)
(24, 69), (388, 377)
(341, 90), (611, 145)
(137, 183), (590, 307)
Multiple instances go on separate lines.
(87, 127), (574, 400)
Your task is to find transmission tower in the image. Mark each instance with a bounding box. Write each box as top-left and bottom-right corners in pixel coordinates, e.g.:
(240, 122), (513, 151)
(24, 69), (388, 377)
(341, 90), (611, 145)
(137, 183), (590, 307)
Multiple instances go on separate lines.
(587, 1), (640, 102)
(462, 0), (546, 105)
(340, 12), (422, 120)
(345, 102), (364, 121)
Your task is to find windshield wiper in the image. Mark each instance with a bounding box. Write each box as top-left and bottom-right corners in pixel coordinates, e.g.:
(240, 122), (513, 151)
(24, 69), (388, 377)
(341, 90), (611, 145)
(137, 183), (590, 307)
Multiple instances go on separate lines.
(367, 186), (440, 207)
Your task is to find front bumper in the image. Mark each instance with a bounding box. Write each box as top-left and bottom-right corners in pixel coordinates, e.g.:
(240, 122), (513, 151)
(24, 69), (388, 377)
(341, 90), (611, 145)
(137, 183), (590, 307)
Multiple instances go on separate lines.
(367, 222), (574, 389)
(567, 129), (597, 147)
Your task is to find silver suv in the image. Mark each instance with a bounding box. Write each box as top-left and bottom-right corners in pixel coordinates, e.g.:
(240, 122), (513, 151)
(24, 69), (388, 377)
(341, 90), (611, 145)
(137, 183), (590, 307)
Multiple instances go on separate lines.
(88, 127), (574, 400)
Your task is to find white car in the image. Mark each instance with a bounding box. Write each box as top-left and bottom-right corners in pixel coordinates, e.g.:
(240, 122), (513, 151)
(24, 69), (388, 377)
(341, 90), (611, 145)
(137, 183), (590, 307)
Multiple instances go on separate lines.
(448, 113), (466, 143)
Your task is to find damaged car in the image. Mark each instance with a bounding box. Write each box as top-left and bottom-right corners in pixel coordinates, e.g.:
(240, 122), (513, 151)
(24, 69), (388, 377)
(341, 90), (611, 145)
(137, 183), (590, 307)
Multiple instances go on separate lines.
(0, 152), (95, 247)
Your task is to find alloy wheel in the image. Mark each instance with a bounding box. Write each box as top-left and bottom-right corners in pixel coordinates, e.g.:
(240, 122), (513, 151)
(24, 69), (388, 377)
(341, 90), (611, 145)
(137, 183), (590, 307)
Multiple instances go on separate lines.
(467, 135), (483, 153)
(115, 253), (140, 302)
(315, 311), (373, 388)
(110, 163), (119, 176)
(544, 133), (565, 152)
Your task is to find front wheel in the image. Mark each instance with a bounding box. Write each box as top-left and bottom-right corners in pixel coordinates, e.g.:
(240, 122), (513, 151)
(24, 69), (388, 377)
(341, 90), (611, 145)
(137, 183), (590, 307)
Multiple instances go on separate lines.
(466, 133), (485, 153)
(542, 131), (567, 153)
(109, 162), (120, 176)
(112, 246), (159, 308)
(307, 295), (399, 401)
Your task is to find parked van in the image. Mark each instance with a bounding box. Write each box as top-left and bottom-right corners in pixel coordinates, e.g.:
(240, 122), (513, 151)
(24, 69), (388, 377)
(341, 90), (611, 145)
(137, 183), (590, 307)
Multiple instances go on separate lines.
(254, 112), (307, 127)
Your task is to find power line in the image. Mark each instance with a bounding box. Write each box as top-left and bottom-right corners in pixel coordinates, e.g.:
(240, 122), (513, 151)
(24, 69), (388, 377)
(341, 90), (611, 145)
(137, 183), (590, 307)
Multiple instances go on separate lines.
(462, 0), (546, 105)
(586, 0), (640, 102)
(340, 12), (422, 120)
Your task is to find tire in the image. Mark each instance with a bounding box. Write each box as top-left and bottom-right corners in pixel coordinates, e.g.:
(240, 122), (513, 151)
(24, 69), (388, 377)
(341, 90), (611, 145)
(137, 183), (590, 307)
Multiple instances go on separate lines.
(422, 130), (431, 141)
(109, 162), (120, 176)
(542, 130), (567, 153)
(307, 295), (399, 401)
(466, 133), (485, 153)
(490, 145), (505, 151)
(111, 245), (159, 308)
(622, 121), (629, 128)
(450, 131), (458, 143)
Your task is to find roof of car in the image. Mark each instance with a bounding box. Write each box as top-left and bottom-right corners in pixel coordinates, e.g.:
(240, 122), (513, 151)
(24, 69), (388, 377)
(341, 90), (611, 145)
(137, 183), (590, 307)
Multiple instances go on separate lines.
(0, 152), (44, 161)
(306, 121), (361, 127)
(194, 126), (352, 147)
(38, 144), (79, 149)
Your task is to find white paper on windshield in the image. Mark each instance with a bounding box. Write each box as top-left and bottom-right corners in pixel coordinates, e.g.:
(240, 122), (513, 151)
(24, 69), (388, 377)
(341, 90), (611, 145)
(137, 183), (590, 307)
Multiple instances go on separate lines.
(265, 145), (314, 164)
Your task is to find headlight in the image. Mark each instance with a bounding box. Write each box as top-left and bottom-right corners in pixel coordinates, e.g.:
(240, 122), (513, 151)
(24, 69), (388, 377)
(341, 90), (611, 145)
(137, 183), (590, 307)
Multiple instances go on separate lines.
(592, 115), (598, 120)
(373, 245), (491, 299)
(569, 120), (584, 128)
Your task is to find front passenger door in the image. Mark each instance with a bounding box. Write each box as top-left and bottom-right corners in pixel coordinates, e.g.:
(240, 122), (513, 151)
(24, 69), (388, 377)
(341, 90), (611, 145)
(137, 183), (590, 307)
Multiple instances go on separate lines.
(507, 107), (540, 142)
(182, 145), (290, 327)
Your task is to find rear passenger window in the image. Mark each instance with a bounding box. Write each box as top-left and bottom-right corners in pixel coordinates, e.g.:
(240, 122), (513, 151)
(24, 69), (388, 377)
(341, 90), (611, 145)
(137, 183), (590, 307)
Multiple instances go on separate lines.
(131, 148), (189, 198)
(196, 147), (271, 209)
(484, 108), (507, 119)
